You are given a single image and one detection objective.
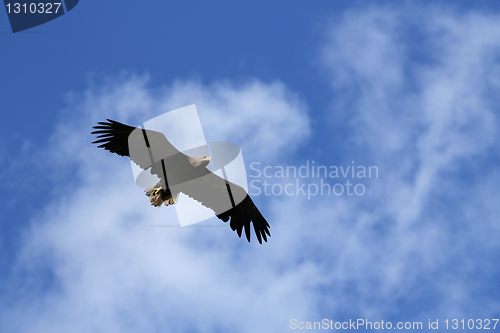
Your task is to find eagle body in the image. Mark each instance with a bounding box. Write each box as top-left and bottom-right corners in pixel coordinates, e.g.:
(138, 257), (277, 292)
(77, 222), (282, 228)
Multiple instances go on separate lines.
(144, 155), (210, 207)
(92, 119), (270, 243)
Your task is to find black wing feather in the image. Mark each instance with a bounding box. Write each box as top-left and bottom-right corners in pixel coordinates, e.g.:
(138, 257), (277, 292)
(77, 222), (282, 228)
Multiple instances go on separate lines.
(91, 119), (135, 157)
(180, 170), (271, 243)
(92, 119), (190, 178)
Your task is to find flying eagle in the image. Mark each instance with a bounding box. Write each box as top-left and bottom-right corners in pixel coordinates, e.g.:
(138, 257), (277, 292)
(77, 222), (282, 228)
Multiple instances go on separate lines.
(92, 119), (270, 243)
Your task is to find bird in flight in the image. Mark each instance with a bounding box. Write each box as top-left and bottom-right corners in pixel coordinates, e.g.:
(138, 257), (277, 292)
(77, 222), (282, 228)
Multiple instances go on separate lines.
(92, 119), (270, 243)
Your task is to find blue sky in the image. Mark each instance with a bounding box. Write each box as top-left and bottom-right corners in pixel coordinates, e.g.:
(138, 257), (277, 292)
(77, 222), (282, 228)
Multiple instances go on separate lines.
(2, 1), (500, 332)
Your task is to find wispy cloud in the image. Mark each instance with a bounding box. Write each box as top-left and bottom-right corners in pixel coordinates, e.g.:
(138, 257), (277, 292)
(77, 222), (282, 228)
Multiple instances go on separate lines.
(319, 4), (500, 321)
(2, 76), (313, 333)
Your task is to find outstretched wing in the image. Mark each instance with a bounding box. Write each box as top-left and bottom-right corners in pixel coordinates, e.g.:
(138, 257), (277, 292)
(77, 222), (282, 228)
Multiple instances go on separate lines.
(91, 119), (190, 179)
(179, 170), (271, 244)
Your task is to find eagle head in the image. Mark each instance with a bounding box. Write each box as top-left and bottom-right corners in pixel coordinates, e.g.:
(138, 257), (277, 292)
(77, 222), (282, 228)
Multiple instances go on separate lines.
(201, 155), (212, 167)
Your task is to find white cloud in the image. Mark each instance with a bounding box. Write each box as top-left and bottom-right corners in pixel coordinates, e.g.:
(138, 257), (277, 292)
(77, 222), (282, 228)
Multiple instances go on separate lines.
(2, 76), (314, 333)
(159, 79), (310, 161)
(318, 4), (500, 319)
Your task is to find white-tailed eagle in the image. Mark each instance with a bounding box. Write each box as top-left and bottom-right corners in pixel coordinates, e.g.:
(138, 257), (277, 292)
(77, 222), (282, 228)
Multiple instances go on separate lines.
(92, 119), (270, 243)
